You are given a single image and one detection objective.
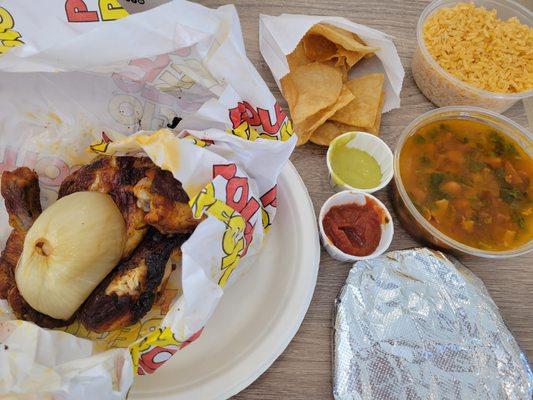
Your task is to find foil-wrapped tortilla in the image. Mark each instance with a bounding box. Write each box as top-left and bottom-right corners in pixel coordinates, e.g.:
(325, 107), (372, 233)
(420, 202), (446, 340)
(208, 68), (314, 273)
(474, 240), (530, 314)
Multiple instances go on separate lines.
(333, 248), (533, 400)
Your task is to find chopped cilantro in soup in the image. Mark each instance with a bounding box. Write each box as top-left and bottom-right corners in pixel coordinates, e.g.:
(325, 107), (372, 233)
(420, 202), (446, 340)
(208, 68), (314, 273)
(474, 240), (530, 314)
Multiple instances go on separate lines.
(400, 119), (532, 251)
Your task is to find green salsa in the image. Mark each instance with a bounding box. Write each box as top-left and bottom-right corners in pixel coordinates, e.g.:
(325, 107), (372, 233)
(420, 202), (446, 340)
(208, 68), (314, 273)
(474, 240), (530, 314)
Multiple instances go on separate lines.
(330, 137), (382, 189)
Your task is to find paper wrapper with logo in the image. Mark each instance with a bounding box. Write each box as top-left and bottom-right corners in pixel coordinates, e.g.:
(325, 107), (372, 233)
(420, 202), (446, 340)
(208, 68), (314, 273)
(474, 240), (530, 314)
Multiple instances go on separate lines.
(0, 1), (296, 398)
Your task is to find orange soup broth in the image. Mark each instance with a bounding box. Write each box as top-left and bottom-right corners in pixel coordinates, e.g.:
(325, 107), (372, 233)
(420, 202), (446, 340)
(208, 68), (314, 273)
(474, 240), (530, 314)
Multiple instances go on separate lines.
(400, 119), (532, 251)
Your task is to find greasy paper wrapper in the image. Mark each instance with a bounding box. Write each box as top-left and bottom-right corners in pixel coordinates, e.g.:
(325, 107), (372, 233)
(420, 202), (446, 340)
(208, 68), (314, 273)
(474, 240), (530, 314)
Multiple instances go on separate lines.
(0, 1), (296, 398)
(259, 13), (405, 114)
(333, 248), (533, 399)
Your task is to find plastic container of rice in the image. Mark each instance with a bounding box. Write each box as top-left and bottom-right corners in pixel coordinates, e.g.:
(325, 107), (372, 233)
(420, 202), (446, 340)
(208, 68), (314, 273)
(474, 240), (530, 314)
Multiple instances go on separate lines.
(413, 0), (533, 113)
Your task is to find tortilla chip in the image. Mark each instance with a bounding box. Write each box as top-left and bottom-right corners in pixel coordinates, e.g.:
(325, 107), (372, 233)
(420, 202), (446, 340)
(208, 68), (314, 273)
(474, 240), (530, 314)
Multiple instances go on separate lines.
(287, 41), (311, 70)
(281, 62), (343, 125)
(337, 47), (367, 68)
(315, 46), (365, 70)
(321, 59), (349, 82)
(346, 91), (385, 135)
(365, 91), (385, 134)
(330, 73), (384, 129)
(309, 121), (358, 146)
(335, 121), (360, 133)
(303, 34), (337, 62)
(310, 121), (343, 146)
(310, 90), (385, 146)
(307, 24), (378, 54)
(333, 55), (345, 68)
(295, 85), (355, 145)
(280, 74), (299, 117)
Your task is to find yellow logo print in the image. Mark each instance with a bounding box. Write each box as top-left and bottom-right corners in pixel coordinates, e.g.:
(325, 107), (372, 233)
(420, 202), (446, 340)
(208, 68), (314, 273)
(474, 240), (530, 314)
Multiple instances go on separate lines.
(261, 208), (271, 233)
(229, 118), (294, 142)
(90, 138), (110, 154)
(220, 210), (245, 286)
(229, 121), (260, 141)
(0, 7), (23, 55)
(189, 182), (246, 287)
(280, 119), (294, 141)
(183, 135), (211, 148)
(130, 326), (181, 374)
(99, 0), (129, 21)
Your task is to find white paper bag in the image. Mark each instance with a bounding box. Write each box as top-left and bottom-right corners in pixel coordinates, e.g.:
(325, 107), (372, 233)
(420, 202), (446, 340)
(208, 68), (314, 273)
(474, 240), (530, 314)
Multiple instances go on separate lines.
(0, 1), (296, 398)
(259, 13), (405, 113)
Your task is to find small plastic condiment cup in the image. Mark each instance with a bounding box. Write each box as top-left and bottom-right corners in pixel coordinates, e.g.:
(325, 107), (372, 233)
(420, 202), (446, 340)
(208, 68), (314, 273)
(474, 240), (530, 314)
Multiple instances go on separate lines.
(319, 190), (394, 262)
(326, 131), (393, 194)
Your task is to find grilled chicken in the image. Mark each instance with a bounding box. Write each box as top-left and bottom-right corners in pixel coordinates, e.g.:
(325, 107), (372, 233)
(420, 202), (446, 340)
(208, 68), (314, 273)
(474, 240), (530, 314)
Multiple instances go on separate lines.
(79, 229), (189, 333)
(0, 168), (70, 328)
(133, 168), (199, 234)
(59, 156), (154, 258)
(59, 156), (199, 254)
(0, 167), (40, 299)
(1, 156), (198, 331)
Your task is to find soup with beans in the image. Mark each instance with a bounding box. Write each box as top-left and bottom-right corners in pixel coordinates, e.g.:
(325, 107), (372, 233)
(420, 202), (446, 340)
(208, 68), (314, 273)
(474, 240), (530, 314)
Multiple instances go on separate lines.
(400, 119), (532, 251)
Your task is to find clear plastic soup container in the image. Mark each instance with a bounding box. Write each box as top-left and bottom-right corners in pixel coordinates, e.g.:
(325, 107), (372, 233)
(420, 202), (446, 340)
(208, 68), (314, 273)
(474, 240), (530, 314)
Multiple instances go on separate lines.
(412, 0), (533, 113)
(393, 106), (533, 259)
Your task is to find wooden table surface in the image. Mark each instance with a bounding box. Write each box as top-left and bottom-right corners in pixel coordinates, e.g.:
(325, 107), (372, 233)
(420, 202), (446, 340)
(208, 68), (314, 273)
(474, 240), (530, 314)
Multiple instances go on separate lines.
(195, 1), (532, 398)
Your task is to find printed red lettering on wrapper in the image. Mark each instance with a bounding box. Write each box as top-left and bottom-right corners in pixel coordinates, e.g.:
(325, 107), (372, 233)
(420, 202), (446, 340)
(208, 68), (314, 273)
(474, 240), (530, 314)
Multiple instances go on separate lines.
(138, 345), (178, 375)
(213, 164), (260, 257)
(64, 0), (100, 22)
(65, 0), (128, 22)
(229, 101), (287, 136)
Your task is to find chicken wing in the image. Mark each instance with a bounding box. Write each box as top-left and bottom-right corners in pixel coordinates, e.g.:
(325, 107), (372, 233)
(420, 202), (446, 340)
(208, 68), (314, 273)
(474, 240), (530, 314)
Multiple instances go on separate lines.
(79, 229), (189, 333)
(0, 167), (41, 298)
(0, 167), (70, 328)
(133, 168), (200, 234)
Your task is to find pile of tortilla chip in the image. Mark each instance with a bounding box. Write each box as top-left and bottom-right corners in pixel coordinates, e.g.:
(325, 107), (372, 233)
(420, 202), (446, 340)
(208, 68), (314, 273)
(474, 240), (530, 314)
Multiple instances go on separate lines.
(280, 23), (385, 146)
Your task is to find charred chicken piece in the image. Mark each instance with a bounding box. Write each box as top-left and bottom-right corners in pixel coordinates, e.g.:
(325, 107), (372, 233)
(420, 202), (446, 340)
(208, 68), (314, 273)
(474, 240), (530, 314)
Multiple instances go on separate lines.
(0, 167), (70, 328)
(0, 167), (41, 298)
(1, 156), (198, 331)
(0, 230), (25, 299)
(59, 156), (155, 258)
(79, 229), (189, 333)
(1, 167), (42, 232)
(59, 156), (199, 255)
(133, 168), (200, 234)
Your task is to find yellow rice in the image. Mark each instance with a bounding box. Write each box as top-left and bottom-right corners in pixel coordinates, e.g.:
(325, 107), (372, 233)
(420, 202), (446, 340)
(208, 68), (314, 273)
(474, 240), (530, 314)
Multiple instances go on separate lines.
(423, 2), (533, 94)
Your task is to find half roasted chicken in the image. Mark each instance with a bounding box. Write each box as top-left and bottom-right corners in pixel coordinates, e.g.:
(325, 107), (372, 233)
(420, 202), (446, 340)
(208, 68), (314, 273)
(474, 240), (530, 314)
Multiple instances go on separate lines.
(0, 156), (199, 332)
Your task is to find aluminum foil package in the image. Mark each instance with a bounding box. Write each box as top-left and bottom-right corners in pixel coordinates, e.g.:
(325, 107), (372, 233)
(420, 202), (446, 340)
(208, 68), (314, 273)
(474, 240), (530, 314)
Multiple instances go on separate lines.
(333, 248), (533, 400)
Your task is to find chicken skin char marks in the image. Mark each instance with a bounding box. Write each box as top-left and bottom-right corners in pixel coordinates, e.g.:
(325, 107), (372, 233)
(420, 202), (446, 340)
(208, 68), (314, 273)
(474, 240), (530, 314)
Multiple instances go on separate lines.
(0, 155), (199, 331)
(0, 168), (69, 328)
(80, 229), (189, 333)
(59, 156), (199, 256)
(0, 167), (39, 298)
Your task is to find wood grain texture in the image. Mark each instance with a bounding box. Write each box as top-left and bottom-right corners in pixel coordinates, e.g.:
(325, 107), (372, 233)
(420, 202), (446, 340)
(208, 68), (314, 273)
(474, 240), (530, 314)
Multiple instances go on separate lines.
(195, 1), (532, 398)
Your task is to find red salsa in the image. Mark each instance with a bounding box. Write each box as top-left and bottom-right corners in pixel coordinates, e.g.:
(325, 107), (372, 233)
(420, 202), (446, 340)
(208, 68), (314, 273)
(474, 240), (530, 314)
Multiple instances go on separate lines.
(323, 198), (386, 256)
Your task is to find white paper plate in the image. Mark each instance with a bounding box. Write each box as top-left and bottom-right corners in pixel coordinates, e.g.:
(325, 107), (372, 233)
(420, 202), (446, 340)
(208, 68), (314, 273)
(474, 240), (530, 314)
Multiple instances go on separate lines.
(131, 161), (320, 400)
